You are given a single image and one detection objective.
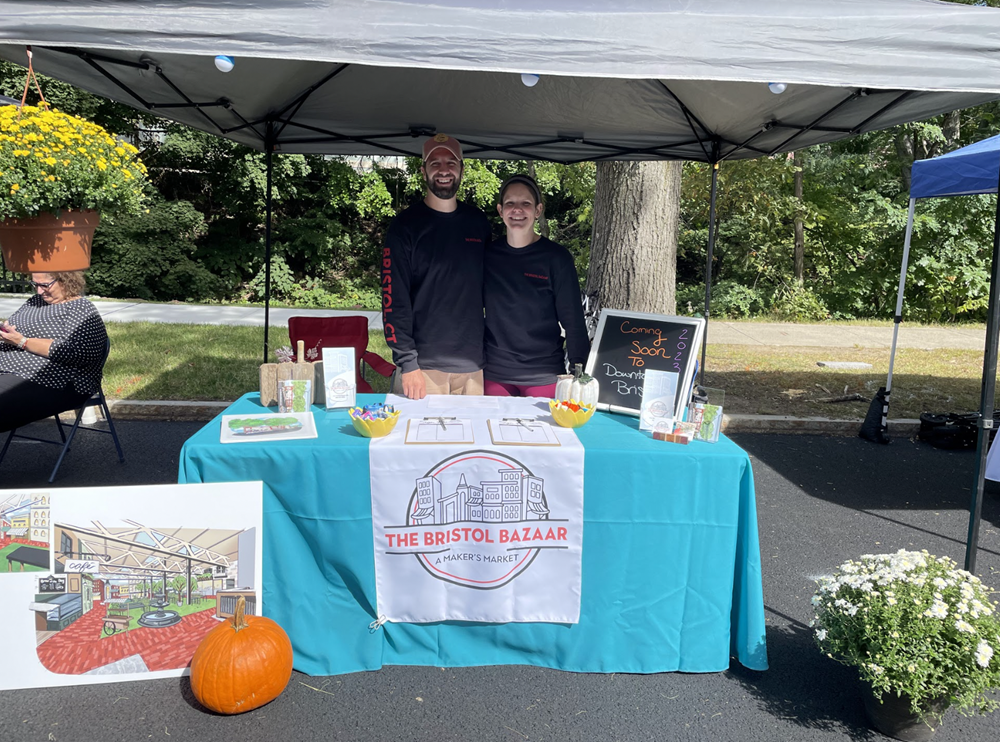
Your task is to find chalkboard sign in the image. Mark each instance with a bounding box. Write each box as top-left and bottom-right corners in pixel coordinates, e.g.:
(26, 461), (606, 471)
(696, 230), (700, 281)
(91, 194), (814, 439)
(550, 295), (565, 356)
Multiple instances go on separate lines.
(584, 310), (705, 417)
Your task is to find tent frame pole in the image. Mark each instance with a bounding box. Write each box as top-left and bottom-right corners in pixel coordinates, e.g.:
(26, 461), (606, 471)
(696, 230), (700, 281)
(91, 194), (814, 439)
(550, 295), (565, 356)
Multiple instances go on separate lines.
(966, 175), (1000, 572)
(262, 122), (275, 364)
(883, 197), (917, 434)
(700, 160), (720, 386)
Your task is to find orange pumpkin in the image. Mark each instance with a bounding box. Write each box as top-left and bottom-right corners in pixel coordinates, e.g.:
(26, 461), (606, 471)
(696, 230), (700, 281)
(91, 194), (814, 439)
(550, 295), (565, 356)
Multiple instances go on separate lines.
(190, 596), (293, 714)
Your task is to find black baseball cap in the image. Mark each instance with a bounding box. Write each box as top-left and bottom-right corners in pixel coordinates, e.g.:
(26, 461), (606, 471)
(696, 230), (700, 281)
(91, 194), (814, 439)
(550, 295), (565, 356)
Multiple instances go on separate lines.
(499, 174), (543, 205)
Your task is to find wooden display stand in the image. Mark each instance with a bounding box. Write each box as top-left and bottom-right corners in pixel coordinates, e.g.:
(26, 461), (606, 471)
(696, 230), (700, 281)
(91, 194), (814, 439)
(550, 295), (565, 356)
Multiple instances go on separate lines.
(260, 340), (322, 406)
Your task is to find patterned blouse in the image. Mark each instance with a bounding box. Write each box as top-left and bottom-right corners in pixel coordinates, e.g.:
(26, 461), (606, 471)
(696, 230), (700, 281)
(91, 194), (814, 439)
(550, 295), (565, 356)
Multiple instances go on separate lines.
(0, 295), (108, 395)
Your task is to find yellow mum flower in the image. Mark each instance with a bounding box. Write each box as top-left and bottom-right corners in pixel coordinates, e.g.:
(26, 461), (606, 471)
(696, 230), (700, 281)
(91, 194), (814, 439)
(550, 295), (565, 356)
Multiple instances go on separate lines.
(2, 104), (147, 218)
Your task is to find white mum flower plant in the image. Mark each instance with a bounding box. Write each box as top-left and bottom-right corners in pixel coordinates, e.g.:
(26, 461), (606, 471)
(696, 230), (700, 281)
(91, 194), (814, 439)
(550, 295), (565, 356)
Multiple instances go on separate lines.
(812, 549), (1000, 721)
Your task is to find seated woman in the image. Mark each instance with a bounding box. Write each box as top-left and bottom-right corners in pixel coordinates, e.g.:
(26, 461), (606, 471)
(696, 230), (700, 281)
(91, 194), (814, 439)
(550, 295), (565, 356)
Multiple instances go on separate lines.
(484, 174), (590, 397)
(0, 271), (108, 433)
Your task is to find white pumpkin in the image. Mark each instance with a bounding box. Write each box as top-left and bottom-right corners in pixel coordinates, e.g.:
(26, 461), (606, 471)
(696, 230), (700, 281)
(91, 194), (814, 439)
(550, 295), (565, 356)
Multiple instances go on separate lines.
(554, 364), (600, 406)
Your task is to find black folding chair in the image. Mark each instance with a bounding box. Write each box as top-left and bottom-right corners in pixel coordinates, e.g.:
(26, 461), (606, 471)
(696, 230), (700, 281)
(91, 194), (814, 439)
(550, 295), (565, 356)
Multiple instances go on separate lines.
(0, 338), (124, 482)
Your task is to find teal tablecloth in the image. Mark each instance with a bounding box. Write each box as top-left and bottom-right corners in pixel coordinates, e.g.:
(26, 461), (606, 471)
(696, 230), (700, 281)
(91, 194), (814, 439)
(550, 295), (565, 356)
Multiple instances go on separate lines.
(179, 393), (767, 675)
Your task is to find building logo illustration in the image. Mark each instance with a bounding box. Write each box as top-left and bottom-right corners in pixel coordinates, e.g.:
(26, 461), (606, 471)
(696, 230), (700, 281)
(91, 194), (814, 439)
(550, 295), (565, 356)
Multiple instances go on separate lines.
(385, 450), (568, 590)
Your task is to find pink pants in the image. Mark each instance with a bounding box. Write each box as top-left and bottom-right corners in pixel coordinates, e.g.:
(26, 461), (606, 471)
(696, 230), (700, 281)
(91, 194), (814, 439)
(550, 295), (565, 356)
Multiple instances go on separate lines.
(484, 379), (557, 398)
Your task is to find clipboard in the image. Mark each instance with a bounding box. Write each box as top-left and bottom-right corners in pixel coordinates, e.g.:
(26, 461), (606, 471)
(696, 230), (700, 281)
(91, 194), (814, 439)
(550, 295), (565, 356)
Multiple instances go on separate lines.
(486, 418), (561, 447)
(404, 417), (475, 444)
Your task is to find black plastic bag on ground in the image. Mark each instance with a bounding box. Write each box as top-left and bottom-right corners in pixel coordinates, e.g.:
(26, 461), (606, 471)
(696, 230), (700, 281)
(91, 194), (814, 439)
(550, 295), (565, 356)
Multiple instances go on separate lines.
(918, 412), (981, 450)
(859, 387), (891, 444)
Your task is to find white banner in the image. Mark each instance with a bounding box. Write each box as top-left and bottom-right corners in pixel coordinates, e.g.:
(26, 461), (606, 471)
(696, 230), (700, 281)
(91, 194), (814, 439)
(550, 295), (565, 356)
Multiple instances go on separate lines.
(370, 395), (584, 624)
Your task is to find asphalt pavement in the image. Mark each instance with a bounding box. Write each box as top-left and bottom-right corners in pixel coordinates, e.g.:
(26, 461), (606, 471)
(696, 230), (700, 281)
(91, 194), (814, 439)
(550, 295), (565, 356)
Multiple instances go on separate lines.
(0, 423), (998, 742)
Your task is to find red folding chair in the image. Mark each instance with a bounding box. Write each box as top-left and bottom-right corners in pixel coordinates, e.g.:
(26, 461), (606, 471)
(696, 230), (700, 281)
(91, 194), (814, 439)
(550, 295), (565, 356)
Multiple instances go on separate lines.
(287, 316), (395, 394)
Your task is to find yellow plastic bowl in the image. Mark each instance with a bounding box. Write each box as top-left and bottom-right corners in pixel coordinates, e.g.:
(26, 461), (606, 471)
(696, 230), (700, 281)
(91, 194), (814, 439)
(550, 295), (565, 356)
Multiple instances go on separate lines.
(549, 399), (596, 428)
(350, 411), (401, 438)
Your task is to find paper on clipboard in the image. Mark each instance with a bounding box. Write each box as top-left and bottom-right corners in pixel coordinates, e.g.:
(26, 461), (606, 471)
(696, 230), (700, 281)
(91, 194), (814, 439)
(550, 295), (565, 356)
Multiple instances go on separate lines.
(487, 418), (561, 447)
(404, 417), (475, 444)
(427, 395), (500, 409)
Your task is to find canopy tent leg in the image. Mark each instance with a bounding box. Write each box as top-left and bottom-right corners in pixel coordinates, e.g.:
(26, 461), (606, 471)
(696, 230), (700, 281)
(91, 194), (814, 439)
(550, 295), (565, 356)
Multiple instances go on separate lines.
(700, 162), (720, 386)
(966, 184), (1000, 573)
(262, 123), (275, 364)
(863, 198), (917, 444)
(886, 199), (916, 416)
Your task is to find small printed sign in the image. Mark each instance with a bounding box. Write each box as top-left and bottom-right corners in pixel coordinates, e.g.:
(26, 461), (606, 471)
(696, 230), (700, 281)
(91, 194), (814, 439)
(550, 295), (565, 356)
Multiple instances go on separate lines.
(639, 369), (679, 432)
(322, 347), (357, 409)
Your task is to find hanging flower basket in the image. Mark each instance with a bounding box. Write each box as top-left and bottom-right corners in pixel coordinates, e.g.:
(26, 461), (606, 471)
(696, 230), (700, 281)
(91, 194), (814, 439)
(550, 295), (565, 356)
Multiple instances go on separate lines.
(0, 209), (99, 272)
(0, 103), (148, 272)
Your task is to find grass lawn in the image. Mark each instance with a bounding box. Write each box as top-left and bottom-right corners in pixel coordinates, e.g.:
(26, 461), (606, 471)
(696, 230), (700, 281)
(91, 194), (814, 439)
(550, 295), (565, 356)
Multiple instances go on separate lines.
(101, 321), (985, 420)
(703, 344), (985, 420)
(103, 322), (392, 402)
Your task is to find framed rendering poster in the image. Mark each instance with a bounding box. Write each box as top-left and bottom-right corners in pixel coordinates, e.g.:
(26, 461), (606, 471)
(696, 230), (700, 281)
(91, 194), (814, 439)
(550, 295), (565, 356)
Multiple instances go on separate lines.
(0, 482), (262, 690)
(585, 310), (705, 418)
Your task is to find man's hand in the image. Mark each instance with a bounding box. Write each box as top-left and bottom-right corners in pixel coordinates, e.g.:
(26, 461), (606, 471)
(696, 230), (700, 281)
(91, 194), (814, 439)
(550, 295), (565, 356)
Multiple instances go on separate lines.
(401, 369), (427, 400)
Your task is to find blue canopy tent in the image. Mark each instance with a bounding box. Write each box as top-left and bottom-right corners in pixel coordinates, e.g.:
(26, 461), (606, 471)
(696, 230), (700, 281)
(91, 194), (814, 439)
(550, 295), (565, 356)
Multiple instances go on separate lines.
(877, 135), (1000, 571)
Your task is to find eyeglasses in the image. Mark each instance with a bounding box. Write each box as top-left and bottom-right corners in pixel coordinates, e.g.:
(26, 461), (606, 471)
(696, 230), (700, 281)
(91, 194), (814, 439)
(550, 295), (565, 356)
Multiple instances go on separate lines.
(30, 279), (58, 289)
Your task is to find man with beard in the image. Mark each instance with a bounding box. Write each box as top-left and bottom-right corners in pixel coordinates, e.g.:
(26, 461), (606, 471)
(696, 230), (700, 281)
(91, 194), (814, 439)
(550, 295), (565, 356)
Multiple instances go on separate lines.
(381, 134), (492, 399)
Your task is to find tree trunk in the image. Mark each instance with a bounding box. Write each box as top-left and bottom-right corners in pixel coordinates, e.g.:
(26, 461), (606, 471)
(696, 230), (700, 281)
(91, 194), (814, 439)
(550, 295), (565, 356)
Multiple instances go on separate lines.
(895, 130), (915, 193)
(943, 110), (960, 148)
(793, 151), (805, 285)
(586, 160), (680, 315)
(526, 161), (550, 239)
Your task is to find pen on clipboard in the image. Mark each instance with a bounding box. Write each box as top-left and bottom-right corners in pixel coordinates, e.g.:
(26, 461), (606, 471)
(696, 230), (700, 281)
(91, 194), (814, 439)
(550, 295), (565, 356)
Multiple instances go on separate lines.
(502, 417), (536, 430)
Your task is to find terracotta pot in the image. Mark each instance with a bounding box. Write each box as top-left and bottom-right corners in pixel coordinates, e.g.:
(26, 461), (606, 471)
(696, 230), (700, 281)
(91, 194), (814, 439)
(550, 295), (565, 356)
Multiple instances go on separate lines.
(862, 687), (948, 742)
(0, 210), (99, 272)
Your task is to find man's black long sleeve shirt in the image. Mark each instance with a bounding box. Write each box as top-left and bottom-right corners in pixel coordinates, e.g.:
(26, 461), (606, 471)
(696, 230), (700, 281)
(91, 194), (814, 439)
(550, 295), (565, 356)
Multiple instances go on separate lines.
(382, 200), (490, 374)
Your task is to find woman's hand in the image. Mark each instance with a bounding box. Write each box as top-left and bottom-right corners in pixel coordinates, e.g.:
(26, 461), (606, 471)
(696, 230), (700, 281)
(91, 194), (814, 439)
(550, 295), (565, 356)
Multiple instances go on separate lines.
(0, 322), (49, 355)
(0, 321), (22, 346)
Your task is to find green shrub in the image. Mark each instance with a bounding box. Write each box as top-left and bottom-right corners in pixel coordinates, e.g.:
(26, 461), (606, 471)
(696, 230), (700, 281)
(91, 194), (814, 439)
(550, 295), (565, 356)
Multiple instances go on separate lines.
(243, 263), (382, 309)
(714, 281), (767, 319)
(245, 256), (298, 303)
(769, 284), (830, 322)
(677, 280), (767, 319)
(88, 199), (222, 301)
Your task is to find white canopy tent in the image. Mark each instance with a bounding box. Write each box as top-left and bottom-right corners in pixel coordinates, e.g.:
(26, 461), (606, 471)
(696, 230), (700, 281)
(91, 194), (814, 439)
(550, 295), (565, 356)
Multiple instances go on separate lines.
(4, 0), (1000, 564)
(2, 0), (1000, 162)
